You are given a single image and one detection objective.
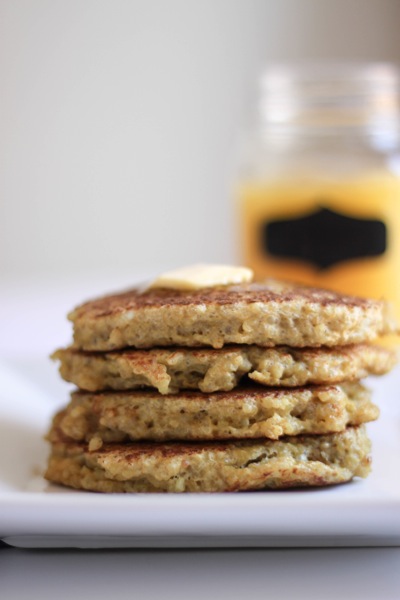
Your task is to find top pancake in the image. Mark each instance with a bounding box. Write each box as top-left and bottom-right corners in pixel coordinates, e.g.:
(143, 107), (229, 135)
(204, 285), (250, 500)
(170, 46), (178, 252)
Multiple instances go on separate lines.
(69, 279), (397, 351)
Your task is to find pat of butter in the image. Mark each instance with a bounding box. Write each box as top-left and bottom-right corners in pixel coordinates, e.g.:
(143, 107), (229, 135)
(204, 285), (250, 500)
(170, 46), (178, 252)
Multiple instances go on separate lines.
(149, 264), (254, 291)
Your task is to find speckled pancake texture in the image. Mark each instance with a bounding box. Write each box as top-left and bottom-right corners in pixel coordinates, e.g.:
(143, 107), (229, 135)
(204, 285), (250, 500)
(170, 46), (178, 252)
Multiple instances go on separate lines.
(52, 344), (396, 393)
(47, 382), (378, 444)
(45, 274), (397, 493)
(69, 279), (397, 350)
(44, 425), (372, 493)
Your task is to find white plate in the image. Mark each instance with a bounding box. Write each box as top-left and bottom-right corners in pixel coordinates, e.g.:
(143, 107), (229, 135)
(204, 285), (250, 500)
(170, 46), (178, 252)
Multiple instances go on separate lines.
(1, 357), (400, 549)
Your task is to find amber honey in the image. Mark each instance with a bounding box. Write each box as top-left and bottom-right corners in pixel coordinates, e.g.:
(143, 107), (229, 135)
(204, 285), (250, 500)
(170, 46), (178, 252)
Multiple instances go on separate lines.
(238, 173), (400, 322)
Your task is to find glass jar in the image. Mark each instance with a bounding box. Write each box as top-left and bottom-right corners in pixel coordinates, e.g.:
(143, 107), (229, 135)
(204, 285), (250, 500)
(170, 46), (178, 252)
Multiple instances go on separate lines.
(237, 62), (400, 325)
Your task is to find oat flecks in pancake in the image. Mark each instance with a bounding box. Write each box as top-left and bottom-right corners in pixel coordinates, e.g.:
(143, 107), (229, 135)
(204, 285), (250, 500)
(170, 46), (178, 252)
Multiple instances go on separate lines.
(68, 279), (397, 351)
(45, 425), (372, 492)
(52, 344), (397, 393)
(46, 382), (378, 443)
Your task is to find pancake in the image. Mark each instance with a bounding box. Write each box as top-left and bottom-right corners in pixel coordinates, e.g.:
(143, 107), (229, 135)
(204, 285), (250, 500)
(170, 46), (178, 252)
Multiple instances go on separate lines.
(68, 279), (396, 351)
(52, 344), (397, 393)
(44, 425), (372, 492)
(47, 382), (378, 444)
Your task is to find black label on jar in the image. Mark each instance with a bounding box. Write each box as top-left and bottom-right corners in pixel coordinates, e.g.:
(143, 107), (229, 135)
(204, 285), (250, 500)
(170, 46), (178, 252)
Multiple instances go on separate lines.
(263, 206), (387, 270)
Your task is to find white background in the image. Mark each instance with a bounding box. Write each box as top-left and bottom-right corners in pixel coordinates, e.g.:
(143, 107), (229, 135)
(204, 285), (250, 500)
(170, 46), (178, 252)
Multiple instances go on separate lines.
(2, 0), (400, 280)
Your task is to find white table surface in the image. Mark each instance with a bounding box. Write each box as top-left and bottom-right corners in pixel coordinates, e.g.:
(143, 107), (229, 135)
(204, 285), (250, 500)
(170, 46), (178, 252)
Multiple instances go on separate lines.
(1, 274), (399, 599)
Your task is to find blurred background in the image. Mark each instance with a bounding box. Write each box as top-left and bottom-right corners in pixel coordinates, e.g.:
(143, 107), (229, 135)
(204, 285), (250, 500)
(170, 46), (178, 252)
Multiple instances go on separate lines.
(1, 0), (400, 355)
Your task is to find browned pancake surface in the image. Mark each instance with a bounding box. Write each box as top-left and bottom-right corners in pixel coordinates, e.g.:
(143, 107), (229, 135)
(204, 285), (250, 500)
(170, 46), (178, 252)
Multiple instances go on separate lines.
(46, 382), (378, 444)
(69, 279), (396, 350)
(53, 343), (397, 393)
(45, 425), (372, 492)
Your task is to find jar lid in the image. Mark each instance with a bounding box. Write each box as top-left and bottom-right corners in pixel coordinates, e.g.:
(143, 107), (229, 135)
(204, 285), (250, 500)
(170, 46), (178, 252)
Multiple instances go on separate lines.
(259, 62), (400, 136)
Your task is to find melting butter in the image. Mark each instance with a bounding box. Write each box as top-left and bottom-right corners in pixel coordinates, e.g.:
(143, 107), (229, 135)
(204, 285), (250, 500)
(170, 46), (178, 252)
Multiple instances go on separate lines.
(149, 264), (254, 291)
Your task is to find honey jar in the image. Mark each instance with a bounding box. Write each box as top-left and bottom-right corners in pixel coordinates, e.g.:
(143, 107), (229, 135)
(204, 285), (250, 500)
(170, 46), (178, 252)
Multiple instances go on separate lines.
(237, 63), (400, 325)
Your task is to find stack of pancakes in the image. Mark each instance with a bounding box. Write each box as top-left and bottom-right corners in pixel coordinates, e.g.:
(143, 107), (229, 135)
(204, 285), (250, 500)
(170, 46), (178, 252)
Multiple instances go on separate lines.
(45, 277), (397, 492)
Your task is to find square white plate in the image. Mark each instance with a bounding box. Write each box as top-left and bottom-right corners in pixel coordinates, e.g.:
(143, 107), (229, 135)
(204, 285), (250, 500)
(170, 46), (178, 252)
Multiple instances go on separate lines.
(1, 357), (399, 549)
